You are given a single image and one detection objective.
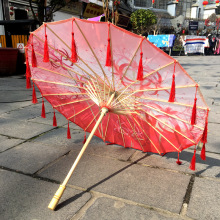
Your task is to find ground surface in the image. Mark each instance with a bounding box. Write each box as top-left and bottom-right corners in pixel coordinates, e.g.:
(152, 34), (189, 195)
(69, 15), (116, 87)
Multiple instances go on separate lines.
(0, 55), (220, 220)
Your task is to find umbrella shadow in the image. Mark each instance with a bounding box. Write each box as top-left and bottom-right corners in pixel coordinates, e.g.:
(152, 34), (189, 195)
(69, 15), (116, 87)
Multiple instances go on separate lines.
(56, 154), (149, 210)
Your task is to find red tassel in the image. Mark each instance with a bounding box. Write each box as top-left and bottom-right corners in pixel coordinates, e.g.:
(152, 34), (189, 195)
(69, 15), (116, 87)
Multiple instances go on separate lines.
(191, 97), (197, 125)
(201, 110), (209, 144)
(189, 148), (196, 171)
(43, 25), (49, 62)
(32, 83), (38, 104)
(200, 143), (206, 160)
(137, 52), (143, 81)
(67, 121), (71, 139)
(105, 23), (111, 67)
(169, 73), (175, 102)
(71, 20), (77, 63)
(176, 152), (182, 165)
(25, 50), (32, 89)
(31, 44), (37, 67)
(53, 110), (57, 127)
(41, 98), (46, 118)
(26, 76), (31, 89)
(83, 131), (86, 144)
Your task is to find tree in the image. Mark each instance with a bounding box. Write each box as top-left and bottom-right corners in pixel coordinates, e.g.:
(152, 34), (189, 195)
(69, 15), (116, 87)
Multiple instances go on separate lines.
(130, 9), (157, 35)
(29, 0), (76, 25)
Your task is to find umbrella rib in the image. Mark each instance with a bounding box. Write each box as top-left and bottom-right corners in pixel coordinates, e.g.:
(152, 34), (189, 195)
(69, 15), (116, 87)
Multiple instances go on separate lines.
(135, 112), (181, 152)
(104, 112), (110, 142)
(116, 37), (144, 91)
(84, 110), (101, 132)
(43, 92), (87, 97)
(112, 84), (197, 108)
(74, 20), (111, 87)
(32, 34), (102, 83)
(32, 78), (85, 90)
(117, 115), (125, 147)
(53, 98), (91, 108)
(85, 100), (103, 139)
(137, 106), (196, 144)
(112, 61), (175, 105)
(68, 103), (96, 120)
(134, 96), (207, 111)
(125, 115), (145, 151)
(130, 114), (161, 154)
(27, 48), (90, 81)
(30, 64), (85, 84)
(136, 102), (204, 130)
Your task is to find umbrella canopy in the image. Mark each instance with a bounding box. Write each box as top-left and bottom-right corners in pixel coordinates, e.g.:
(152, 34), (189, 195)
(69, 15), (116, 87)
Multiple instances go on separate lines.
(25, 17), (209, 210)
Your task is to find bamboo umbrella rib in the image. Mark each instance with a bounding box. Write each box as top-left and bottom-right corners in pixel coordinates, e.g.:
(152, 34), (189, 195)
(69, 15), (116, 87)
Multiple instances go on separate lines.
(27, 47), (91, 81)
(85, 110), (101, 131)
(137, 106), (196, 144)
(30, 64), (85, 84)
(43, 92), (88, 97)
(135, 113), (181, 152)
(85, 100), (103, 139)
(116, 37), (144, 91)
(53, 98), (91, 108)
(32, 34), (100, 82)
(46, 25), (106, 93)
(117, 115), (125, 147)
(130, 115), (161, 154)
(112, 84), (197, 108)
(104, 113), (110, 142)
(91, 79), (103, 103)
(125, 115), (145, 151)
(136, 102), (203, 130)
(32, 78), (85, 90)
(68, 103), (96, 120)
(88, 80), (101, 104)
(113, 61), (175, 106)
(74, 20), (111, 87)
(135, 96), (207, 110)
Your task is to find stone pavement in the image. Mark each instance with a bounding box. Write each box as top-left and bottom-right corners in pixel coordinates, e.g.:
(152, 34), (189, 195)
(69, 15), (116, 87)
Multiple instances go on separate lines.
(0, 56), (220, 220)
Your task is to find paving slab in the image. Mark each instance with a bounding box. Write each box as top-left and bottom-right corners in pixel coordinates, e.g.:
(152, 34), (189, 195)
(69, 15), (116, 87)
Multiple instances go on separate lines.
(32, 127), (85, 148)
(80, 197), (182, 220)
(0, 170), (91, 220)
(0, 101), (32, 115)
(28, 111), (68, 127)
(0, 117), (54, 139)
(130, 149), (220, 179)
(186, 177), (220, 220)
(39, 152), (190, 213)
(0, 135), (24, 153)
(206, 122), (220, 154)
(0, 141), (75, 174)
(0, 90), (33, 103)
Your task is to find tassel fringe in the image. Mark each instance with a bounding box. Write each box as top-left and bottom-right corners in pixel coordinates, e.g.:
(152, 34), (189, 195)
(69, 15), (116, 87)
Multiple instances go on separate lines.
(43, 25), (49, 62)
(71, 19), (77, 63)
(31, 44), (37, 67)
(190, 148), (196, 171)
(105, 23), (111, 67)
(191, 97), (197, 125)
(169, 73), (175, 102)
(25, 49), (32, 89)
(176, 152), (182, 165)
(83, 131), (86, 144)
(67, 121), (71, 139)
(53, 110), (57, 127)
(200, 143), (206, 160)
(32, 83), (38, 104)
(137, 52), (143, 81)
(41, 98), (46, 118)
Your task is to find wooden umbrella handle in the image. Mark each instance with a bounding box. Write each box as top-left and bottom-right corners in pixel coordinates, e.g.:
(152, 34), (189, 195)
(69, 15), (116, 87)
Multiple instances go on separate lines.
(48, 107), (109, 210)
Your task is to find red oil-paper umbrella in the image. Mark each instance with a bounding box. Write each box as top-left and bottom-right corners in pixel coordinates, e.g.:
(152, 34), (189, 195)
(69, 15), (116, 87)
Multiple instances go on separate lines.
(25, 18), (209, 210)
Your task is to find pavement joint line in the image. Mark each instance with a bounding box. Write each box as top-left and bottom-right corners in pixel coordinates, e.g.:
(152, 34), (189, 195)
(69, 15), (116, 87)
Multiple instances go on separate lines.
(179, 175), (195, 216)
(70, 192), (97, 220)
(34, 150), (72, 175)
